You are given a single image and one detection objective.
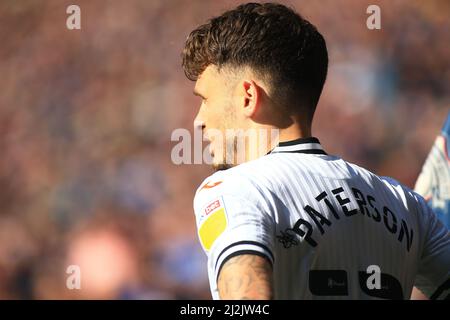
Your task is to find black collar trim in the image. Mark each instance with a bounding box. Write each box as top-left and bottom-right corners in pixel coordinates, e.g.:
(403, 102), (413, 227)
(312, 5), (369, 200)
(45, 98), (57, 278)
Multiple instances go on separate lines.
(278, 137), (320, 147)
(269, 137), (327, 155)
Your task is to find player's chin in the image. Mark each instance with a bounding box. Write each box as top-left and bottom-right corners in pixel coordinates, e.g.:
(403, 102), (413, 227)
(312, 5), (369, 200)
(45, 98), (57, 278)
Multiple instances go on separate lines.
(212, 163), (233, 171)
(212, 160), (234, 171)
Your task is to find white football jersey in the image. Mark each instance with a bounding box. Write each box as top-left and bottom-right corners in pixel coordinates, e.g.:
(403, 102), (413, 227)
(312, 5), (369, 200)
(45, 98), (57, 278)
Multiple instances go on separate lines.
(193, 137), (450, 299)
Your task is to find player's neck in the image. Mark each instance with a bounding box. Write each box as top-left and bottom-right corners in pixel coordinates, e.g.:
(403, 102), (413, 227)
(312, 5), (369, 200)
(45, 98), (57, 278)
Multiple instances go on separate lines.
(278, 125), (312, 144)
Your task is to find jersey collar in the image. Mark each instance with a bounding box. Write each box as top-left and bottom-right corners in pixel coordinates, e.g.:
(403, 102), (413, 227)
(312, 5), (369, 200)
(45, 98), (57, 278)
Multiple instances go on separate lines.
(269, 137), (327, 155)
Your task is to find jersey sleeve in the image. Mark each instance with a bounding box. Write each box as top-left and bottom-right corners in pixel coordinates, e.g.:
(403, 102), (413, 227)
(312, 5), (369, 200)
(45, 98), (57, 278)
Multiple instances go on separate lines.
(193, 174), (275, 288)
(414, 195), (450, 299)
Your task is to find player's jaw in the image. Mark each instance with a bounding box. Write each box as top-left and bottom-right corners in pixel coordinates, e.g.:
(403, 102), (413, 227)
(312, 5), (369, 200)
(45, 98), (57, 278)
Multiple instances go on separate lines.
(207, 132), (237, 171)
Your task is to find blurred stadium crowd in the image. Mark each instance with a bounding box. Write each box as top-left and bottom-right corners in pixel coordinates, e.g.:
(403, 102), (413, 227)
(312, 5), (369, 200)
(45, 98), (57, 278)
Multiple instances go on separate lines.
(0, 0), (448, 299)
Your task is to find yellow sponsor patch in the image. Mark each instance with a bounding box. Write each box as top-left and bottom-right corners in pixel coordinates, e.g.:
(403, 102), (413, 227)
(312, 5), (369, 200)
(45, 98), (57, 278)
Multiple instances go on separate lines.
(198, 206), (228, 251)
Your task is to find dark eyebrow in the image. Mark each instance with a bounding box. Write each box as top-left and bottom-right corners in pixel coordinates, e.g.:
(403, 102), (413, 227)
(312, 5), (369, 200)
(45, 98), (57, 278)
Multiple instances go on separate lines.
(193, 90), (206, 99)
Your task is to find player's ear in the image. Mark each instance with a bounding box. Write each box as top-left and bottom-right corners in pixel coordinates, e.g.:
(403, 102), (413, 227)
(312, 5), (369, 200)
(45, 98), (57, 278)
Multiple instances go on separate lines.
(238, 79), (260, 118)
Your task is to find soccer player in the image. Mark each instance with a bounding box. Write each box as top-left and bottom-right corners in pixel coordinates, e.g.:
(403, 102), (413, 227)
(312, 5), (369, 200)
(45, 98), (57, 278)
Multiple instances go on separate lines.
(415, 112), (450, 229)
(182, 3), (450, 299)
(411, 112), (450, 299)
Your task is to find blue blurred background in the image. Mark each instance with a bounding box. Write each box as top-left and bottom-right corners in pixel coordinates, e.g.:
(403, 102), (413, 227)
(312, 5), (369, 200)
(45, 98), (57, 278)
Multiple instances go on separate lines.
(0, 0), (448, 299)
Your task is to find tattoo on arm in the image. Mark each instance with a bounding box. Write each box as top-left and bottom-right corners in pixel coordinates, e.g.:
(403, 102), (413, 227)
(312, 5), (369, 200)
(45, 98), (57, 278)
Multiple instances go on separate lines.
(217, 254), (273, 300)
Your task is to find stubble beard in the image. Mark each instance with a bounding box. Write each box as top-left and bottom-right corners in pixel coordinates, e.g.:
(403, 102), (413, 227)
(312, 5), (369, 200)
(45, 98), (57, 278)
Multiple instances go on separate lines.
(212, 135), (237, 172)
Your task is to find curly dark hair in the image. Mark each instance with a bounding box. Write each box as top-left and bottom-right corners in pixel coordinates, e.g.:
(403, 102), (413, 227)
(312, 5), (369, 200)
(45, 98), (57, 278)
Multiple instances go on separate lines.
(182, 2), (328, 120)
